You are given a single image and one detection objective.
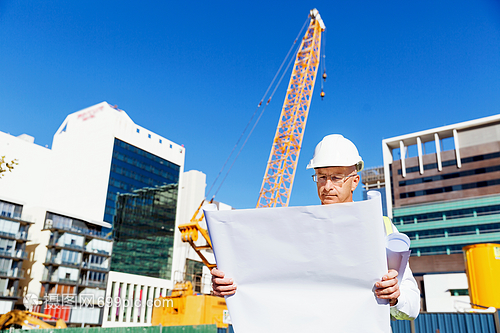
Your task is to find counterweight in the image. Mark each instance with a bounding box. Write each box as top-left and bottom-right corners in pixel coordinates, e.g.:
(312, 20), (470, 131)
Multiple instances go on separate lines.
(257, 9), (325, 208)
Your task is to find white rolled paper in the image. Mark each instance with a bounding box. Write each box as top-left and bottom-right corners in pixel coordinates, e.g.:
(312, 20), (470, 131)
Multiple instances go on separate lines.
(386, 233), (411, 284)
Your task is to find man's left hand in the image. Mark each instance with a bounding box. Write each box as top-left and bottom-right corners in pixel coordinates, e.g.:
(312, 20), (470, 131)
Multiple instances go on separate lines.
(375, 269), (400, 306)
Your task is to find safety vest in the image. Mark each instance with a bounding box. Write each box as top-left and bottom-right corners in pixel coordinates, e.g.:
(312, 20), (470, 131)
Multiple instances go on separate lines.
(383, 216), (394, 236)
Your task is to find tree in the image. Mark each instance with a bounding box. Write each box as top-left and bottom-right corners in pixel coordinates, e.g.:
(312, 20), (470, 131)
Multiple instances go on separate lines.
(0, 156), (18, 178)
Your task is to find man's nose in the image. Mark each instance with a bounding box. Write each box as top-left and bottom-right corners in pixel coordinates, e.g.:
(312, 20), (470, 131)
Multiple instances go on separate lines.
(324, 179), (335, 190)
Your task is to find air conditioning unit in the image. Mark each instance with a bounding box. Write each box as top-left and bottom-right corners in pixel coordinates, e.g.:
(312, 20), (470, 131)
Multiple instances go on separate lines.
(45, 219), (53, 228)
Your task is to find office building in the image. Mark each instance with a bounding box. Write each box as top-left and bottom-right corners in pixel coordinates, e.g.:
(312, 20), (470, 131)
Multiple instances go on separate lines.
(381, 113), (500, 311)
(0, 102), (207, 326)
(0, 199), (32, 313)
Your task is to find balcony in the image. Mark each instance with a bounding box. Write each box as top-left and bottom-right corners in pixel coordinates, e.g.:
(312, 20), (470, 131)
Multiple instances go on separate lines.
(80, 280), (106, 288)
(84, 248), (111, 257)
(42, 272), (79, 285)
(44, 258), (81, 268)
(0, 215), (34, 225)
(81, 262), (110, 272)
(0, 230), (29, 241)
(44, 222), (111, 240)
(0, 290), (23, 298)
(0, 250), (28, 260)
(47, 241), (84, 251)
(0, 269), (25, 279)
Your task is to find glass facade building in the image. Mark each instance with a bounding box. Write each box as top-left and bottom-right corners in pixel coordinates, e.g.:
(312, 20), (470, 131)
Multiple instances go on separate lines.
(105, 139), (180, 279)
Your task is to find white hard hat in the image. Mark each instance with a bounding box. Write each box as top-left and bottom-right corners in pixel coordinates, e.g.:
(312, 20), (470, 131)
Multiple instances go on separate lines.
(306, 134), (364, 171)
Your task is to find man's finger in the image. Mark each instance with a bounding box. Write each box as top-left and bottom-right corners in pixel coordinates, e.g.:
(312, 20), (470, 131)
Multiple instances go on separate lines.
(213, 284), (237, 292)
(383, 269), (398, 280)
(376, 285), (399, 296)
(212, 277), (234, 285)
(376, 277), (398, 288)
(211, 268), (225, 278)
(213, 289), (236, 297)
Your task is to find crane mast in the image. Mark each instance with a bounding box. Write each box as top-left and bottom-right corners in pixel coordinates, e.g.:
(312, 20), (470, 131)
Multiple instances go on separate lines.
(257, 9), (325, 208)
(179, 9), (326, 268)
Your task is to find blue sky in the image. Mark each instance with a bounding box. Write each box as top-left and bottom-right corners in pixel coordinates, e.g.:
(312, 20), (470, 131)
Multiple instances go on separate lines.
(1, 0), (500, 209)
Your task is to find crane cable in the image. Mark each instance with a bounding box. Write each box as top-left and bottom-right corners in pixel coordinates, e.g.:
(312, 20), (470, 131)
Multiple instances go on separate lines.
(320, 29), (327, 99)
(205, 17), (310, 201)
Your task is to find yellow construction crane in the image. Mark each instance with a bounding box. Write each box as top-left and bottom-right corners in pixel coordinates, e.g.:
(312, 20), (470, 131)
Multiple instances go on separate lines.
(257, 8), (325, 208)
(157, 9), (326, 328)
(178, 9), (325, 268)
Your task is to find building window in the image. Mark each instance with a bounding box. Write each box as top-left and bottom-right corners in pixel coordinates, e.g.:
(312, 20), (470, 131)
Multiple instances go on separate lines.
(148, 134), (151, 139)
(159, 139), (162, 144)
(398, 151), (500, 175)
(399, 165), (500, 187)
(400, 179), (500, 199)
(136, 128), (140, 133)
(0, 200), (22, 219)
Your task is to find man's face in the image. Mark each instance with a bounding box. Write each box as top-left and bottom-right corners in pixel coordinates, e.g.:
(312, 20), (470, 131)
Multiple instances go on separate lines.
(315, 166), (360, 205)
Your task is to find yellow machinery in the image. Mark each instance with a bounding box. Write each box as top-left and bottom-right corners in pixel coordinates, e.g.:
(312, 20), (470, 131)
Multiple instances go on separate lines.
(151, 281), (227, 328)
(463, 243), (500, 309)
(0, 309), (67, 330)
(157, 8), (326, 329)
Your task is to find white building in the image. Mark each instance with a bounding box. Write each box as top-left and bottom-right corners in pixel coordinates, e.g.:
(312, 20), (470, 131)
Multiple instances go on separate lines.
(0, 102), (213, 326)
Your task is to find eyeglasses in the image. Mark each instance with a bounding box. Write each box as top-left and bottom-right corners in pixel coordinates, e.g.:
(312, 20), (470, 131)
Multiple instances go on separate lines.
(312, 173), (356, 185)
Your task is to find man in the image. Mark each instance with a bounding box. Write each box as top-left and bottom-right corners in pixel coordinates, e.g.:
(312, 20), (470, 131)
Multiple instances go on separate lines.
(211, 134), (420, 320)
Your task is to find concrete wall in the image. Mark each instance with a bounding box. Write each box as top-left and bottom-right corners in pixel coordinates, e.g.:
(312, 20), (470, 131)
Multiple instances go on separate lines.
(423, 273), (470, 312)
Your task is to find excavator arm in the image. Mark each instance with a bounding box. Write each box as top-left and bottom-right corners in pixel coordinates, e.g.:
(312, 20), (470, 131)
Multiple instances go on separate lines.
(0, 310), (67, 330)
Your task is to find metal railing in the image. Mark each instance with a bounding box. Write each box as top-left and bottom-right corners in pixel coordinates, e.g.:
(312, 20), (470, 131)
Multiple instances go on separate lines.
(0, 231), (28, 240)
(49, 241), (85, 250)
(81, 280), (106, 288)
(0, 269), (25, 278)
(45, 222), (111, 239)
(0, 250), (28, 259)
(45, 257), (81, 267)
(82, 262), (110, 270)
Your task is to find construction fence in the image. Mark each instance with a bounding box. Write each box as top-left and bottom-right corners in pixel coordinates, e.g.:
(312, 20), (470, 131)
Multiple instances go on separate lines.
(4, 312), (500, 333)
(391, 312), (500, 333)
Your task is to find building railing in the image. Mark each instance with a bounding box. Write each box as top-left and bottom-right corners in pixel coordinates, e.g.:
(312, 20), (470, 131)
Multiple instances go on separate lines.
(44, 222), (111, 240)
(0, 231), (29, 241)
(84, 248), (111, 256)
(50, 277), (79, 284)
(45, 257), (81, 267)
(49, 241), (84, 250)
(0, 269), (25, 278)
(0, 250), (28, 259)
(0, 290), (22, 298)
(80, 280), (106, 288)
(82, 262), (110, 271)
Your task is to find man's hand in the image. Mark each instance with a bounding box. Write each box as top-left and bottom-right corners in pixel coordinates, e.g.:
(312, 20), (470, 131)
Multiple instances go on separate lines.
(211, 268), (237, 297)
(375, 269), (400, 306)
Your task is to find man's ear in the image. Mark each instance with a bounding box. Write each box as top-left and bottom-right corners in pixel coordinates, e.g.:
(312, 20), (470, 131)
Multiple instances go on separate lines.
(350, 174), (360, 192)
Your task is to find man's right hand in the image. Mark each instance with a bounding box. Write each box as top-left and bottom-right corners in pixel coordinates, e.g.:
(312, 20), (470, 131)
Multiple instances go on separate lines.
(211, 268), (237, 297)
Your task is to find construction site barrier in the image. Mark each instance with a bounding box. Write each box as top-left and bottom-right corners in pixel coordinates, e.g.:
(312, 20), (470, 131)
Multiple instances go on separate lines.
(4, 325), (218, 333)
(391, 311), (500, 333)
(3, 312), (499, 333)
